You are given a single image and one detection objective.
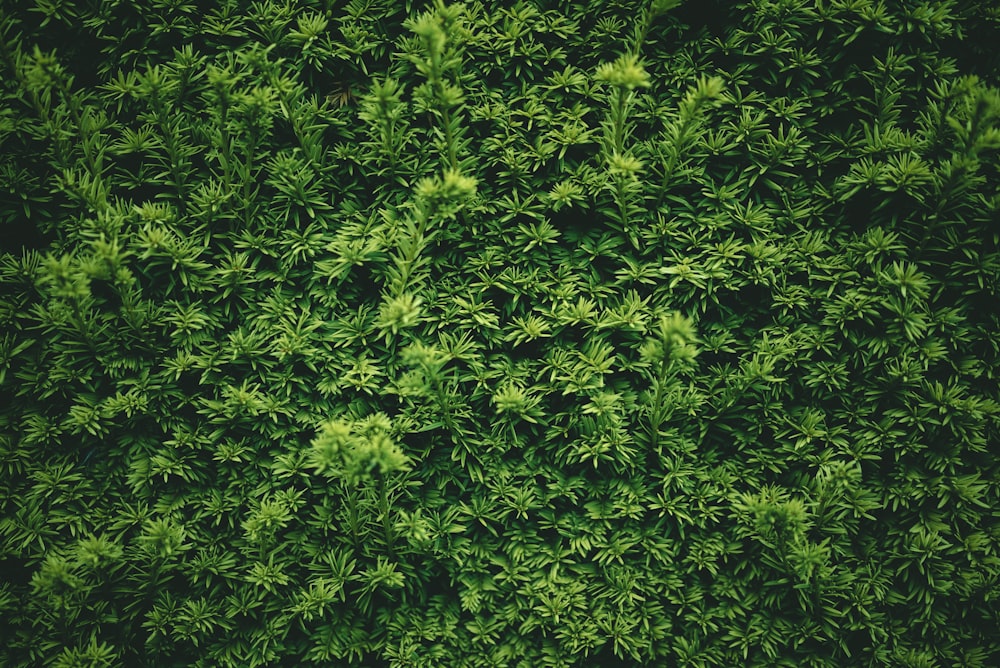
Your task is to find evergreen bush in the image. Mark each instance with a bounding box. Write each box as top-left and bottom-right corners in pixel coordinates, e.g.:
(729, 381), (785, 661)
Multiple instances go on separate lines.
(1, 0), (998, 666)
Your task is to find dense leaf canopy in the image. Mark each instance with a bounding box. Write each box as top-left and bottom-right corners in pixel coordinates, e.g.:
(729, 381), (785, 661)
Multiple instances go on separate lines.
(1, 0), (998, 666)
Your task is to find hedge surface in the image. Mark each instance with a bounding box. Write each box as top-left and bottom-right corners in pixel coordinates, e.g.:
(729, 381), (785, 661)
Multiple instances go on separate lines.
(1, 0), (998, 666)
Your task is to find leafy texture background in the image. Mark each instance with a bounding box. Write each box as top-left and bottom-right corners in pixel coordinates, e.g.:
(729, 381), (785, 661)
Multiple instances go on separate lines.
(1, 0), (998, 666)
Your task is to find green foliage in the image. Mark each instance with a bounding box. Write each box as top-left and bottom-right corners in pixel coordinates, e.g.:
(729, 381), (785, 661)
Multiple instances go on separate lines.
(2, 0), (999, 666)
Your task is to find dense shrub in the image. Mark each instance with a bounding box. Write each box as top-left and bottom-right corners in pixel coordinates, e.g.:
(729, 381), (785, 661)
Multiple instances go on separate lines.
(1, 0), (998, 666)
